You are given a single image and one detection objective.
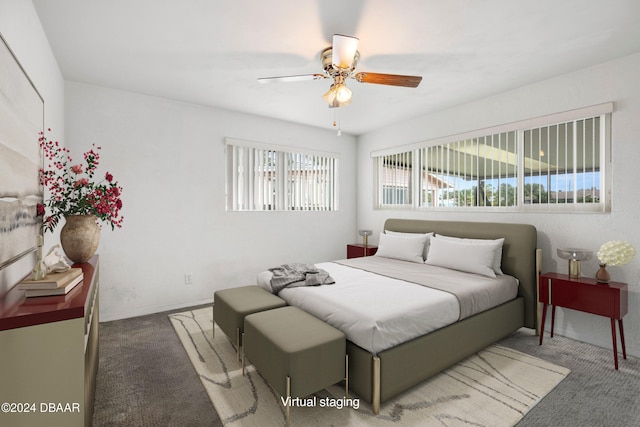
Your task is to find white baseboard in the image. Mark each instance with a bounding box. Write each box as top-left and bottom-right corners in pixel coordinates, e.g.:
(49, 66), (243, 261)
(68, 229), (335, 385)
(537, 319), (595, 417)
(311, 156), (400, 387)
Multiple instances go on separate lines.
(99, 297), (213, 322)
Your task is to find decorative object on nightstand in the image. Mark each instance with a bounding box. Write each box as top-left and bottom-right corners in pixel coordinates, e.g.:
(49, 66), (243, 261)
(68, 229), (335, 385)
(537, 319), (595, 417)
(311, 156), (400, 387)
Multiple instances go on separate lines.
(556, 248), (592, 279)
(595, 240), (635, 283)
(358, 229), (372, 247)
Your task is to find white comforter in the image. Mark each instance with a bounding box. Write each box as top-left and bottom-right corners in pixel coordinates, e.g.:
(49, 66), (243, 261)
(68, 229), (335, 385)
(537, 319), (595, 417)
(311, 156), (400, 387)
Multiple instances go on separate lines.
(257, 259), (518, 354)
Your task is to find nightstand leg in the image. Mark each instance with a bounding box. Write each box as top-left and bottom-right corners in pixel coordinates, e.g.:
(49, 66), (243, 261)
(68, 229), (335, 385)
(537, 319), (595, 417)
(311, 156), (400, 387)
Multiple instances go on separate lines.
(618, 319), (627, 360)
(539, 304), (547, 345)
(550, 305), (556, 338)
(610, 319), (619, 370)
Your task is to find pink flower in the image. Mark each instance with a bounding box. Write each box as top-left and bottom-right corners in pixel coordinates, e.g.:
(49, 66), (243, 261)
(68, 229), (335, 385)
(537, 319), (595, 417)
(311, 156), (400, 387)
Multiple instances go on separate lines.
(74, 178), (89, 188)
(38, 129), (124, 233)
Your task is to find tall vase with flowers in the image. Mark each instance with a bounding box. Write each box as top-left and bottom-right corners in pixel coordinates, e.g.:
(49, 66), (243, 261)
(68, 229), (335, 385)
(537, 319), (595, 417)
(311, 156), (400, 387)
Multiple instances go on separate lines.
(38, 129), (123, 263)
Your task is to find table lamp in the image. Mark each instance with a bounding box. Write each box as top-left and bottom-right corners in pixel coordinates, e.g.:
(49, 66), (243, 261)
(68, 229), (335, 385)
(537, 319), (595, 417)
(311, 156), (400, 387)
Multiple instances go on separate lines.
(557, 248), (592, 279)
(358, 229), (373, 247)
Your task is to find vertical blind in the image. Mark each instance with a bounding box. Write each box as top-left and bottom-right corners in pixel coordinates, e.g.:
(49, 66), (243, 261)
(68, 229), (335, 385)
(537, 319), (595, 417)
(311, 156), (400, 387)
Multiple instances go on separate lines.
(372, 103), (611, 212)
(225, 139), (339, 211)
(376, 151), (412, 206)
(523, 117), (601, 205)
(415, 131), (518, 208)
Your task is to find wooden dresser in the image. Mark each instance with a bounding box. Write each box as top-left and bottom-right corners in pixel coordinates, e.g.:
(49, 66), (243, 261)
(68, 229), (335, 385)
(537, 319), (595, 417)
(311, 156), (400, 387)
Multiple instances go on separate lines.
(0, 256), (99, 427)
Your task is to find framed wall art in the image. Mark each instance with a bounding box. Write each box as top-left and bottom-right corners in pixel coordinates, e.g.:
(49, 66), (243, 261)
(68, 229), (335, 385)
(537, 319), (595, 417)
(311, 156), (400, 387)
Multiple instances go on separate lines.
(0, 32), (44, 270)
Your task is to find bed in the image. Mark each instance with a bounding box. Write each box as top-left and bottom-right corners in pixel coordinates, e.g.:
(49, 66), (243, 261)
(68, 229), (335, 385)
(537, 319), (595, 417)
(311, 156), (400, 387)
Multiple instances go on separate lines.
(261, 219), (539, 413)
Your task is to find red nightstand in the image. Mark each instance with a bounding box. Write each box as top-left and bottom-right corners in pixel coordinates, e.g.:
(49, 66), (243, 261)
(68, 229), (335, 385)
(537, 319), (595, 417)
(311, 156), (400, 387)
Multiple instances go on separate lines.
(538, 272), (628, 369)
(347, 244), (378, 259)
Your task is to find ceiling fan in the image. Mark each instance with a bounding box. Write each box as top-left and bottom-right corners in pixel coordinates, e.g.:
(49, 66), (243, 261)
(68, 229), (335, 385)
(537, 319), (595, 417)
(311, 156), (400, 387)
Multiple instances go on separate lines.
(258, 34), (422, 108)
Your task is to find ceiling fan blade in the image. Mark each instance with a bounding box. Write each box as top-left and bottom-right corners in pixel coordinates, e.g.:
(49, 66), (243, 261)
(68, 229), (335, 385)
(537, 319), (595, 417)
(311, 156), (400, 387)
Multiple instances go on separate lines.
(258, 74), (326, 83)
(355, 72), (422, 88)
(332, 34), (359, 69)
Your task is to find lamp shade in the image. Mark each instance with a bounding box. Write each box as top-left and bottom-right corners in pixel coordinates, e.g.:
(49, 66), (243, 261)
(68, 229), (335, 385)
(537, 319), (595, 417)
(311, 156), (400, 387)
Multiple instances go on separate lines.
(557, 248), (592, 261)
(322, 86), (337, 104)
(332, 34), (359, 69)
(335, 84), (352, 102)
(557, 248), (592, 279)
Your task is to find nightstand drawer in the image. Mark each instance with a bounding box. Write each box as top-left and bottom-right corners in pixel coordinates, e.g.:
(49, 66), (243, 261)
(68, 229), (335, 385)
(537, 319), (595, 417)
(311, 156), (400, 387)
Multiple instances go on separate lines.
(347, 244), (378, 259)
(552, 283), (618, 318)
(540, 273), (628, 319)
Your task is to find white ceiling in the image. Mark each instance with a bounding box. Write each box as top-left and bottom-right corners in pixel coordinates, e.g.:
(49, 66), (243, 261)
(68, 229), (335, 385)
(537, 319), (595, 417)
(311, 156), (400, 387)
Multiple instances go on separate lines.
(32, 0), (640, 135)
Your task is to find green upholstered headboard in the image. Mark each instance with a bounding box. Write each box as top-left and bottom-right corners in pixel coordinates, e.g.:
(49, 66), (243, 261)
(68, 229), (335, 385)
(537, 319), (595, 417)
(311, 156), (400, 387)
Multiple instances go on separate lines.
(383, 218), (538, 329)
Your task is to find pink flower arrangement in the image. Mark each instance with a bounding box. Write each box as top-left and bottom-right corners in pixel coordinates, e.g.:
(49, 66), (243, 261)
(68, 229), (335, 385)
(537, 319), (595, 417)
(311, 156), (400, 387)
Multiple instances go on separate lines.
(38, 129), (124, 233)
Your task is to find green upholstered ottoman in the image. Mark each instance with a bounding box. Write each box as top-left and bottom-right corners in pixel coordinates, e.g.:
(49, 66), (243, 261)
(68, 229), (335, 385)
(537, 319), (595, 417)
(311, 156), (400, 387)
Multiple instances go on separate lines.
(213, 285), (286, 360)
(243, 306), (347, 426)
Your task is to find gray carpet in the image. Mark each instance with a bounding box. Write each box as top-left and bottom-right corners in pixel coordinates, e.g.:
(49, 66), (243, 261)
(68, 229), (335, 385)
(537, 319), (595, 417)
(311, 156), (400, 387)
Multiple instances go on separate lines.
(502, 329), (640, 426)
(93, 305), (222, 426)
(93, 306), (640, 426)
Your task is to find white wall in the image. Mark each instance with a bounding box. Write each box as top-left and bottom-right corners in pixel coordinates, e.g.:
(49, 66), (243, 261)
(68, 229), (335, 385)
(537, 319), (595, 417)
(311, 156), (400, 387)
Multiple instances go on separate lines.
(357, 53), (640, 357)
(0, 0), (64, 295)
(64, 82), (357, 321)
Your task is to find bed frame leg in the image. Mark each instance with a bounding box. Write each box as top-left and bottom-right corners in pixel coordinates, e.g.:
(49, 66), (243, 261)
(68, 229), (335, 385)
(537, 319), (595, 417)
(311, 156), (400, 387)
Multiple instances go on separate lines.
(285, 376), (291, 427)
(372, 356), (380, 415)
(345, 354), (349, 399)
(536, 248), (542, 336)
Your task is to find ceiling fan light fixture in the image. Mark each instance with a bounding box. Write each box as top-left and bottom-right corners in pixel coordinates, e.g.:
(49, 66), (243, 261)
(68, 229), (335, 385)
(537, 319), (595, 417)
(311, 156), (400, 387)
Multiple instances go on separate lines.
(332, 34), (359, 69)
(322, 82), (352, 108)
(327, 98), (351, 108)
(335, 83), (352, 103)
(322, 85), (337, 104)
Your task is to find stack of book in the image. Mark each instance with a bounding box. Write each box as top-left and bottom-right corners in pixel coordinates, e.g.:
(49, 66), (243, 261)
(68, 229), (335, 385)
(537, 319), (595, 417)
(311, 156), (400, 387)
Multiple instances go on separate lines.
(18, 268), (84, 297)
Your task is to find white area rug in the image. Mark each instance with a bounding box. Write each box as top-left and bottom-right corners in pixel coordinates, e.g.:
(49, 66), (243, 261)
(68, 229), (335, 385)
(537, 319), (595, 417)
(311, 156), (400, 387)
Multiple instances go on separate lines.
(170, 308), (570, 426)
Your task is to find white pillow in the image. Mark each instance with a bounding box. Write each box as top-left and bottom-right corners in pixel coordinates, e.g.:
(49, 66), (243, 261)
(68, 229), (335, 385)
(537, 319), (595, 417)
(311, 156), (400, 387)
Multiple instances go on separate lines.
(425, 237), (498, 277)
(436, 235), (505, 275)
(385, 230), (434, 260)
(374, 232), (428, 263)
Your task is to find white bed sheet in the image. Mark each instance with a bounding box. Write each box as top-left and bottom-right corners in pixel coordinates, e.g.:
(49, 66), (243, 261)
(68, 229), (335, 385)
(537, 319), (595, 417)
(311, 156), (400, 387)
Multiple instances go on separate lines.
(257, 259), (518, 354)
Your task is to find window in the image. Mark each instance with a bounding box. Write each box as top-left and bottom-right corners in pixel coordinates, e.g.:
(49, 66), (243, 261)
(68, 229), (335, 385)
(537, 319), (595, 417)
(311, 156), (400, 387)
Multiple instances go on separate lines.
(523, 118), (602, 206)
(225, 138), (339, 211)
(376, 151), (413, 208)
(373, 103), (612, 212)
(417, 131), (518, 208)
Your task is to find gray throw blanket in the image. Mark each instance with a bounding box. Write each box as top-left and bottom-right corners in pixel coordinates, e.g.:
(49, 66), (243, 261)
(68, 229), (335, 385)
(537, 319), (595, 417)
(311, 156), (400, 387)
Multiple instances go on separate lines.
(269, 263), (335, 295)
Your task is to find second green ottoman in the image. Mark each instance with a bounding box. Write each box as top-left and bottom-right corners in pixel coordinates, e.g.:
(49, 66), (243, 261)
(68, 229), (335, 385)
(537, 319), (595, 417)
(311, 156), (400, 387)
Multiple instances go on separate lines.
(243, 306), (347, 426)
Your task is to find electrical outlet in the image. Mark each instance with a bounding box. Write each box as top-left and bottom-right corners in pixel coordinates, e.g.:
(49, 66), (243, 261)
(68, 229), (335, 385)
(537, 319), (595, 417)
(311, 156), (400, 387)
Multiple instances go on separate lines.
(184, 273), (193, 285)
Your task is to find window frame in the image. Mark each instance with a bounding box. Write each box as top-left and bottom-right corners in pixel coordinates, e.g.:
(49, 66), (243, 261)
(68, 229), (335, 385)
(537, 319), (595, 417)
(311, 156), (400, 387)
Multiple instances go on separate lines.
(225, 138), (340, 212)
(372, 103), (613, 213)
